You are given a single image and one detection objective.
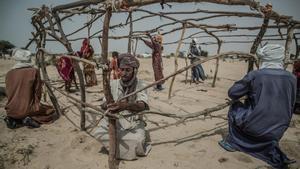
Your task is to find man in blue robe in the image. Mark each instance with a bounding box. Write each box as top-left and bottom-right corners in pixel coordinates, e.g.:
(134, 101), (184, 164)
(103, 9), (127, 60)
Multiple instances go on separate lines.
(219, 44), (297, 169)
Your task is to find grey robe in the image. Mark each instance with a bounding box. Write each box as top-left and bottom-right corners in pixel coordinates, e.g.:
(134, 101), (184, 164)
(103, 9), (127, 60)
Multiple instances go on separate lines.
(93, 79), (151, 160)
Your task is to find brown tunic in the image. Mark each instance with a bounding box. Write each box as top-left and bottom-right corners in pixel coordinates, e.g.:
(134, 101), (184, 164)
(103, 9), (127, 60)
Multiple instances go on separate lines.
(5, 67), (56, 123)
(142, 38), (164, 85)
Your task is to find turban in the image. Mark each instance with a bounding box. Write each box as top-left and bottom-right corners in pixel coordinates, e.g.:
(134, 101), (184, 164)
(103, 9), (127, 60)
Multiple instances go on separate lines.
(118, 53), (140, 69)
(192, 38), (198, 44)
(12, 48), (32, 62)
(256, 44), (285, 63)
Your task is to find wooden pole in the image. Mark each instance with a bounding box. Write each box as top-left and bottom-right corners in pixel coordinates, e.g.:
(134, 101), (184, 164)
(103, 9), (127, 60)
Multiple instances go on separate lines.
(294, 34), (299, 59)
(52, 11), (87, 131)
(211, 41), (222, 87)
(284, 25), (295, 68)
(31, 15), (63, 116)
(184, 56), (188, 84)
(247, 15), (270, 72)
(168, 23), (186, 99)
(101, 7), (119, 169)
(128, 12), (133, 54)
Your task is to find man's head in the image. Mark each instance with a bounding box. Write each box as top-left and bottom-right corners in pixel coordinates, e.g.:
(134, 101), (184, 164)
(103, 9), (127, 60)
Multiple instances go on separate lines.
(256, 44), (285, 69)
(82, 38), (90, 46)
(257, 44), (284, 63)
(154, 34), (163, 44)
(191, 38), (198, 46)
(118, 53), (139, 82)
(12, 48), (32, 63)
(112, 51), (119, 59)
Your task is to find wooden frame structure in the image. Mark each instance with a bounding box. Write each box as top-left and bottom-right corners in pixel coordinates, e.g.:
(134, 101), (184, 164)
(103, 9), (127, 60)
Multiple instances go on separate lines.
(26, 1), (300, 168)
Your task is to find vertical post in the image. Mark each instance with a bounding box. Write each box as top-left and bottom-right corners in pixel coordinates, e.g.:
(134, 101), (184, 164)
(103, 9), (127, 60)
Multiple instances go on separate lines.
(168, 23), (186, 99)
(127, 12), (133, 54)
(102, 7), (118, 169)
(52, 11), (86, 130)
(211, 41), (222, 87)
(294, 34), (299, 59)
(184, 56), (188, 84)
(284, 25), (295, 68)
(133, 38), (139, 56)
(248, 15), (270, 72)
(32, 16), (62, 116)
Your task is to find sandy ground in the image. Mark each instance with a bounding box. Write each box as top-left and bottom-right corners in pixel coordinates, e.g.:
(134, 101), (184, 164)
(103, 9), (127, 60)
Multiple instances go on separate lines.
(0, 57), (299, 169)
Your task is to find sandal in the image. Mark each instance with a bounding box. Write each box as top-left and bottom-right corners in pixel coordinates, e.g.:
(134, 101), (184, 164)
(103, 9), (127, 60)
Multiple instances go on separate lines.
(218, 140), (236, 152)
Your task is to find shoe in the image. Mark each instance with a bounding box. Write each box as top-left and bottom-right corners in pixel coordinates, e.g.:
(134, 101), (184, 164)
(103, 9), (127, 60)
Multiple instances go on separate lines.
(218, 140), (236, 152)
(4, 116), (18, 129)
(284, 158), (296, 165)
(22, 117), (40, 128)
(156, 84), (164, 91)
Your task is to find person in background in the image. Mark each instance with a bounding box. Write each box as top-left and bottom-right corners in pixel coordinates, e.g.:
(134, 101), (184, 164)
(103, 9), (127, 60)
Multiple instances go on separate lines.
(56, 56), (78, 92)
(219, 44), (296, 169)
(77, 38), (97, 87)
(140, 32), (164, 91)
(110, 51), (120, 80)
(4, 48), (58, 129)
(187, 38), (206, 84)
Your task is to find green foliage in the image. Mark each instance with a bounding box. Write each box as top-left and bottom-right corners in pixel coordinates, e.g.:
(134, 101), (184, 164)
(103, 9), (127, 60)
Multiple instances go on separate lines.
(0, 40), (15, 54)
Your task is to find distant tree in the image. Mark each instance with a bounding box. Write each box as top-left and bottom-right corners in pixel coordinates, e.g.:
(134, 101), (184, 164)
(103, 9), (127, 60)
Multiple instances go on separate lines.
(201, 50), (208, 57)
(0, 40), (15, 55)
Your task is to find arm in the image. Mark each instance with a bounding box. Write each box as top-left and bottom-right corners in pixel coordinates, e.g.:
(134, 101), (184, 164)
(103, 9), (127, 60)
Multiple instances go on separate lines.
(107, 100), (148, 114)
(107, 80), (149, 114)
(228, 73), (253, 100)
(141, 38), (153, 49)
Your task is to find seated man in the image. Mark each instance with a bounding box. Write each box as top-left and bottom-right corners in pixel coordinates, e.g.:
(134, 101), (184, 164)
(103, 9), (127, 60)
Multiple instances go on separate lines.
(219, 44), (296, 169)
(4, 49), (58, 129)
(93, 53), (151, 160)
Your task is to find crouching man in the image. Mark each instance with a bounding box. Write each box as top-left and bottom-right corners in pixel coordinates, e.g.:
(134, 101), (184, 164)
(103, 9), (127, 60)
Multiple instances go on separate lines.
(4, 49), (58, 129)
(93, 53), (151, 160)
(219, 44), (296, 168)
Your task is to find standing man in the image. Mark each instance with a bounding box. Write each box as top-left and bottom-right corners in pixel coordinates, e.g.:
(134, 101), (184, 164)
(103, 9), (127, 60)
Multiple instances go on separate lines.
(110, 51), (120, 80)
(219, 44), (296, 168)
(140, 32), (164, 91)
(187, 38), (206, 84)
(4, 49), (58, 129)
(93, 53), (151, 160)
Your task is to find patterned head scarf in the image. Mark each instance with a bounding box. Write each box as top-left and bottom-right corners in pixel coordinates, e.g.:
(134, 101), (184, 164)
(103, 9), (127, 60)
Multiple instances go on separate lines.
(154, 34), (163, 44)
(256, 44), (285, 69)
(118, 53), (140, 69)
(118, 53), (139, 102)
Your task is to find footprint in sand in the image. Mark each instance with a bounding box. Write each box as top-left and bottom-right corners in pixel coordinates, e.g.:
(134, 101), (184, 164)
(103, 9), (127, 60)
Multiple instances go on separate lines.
(232, 154), (253, 163)
(70, 135), (87, 149)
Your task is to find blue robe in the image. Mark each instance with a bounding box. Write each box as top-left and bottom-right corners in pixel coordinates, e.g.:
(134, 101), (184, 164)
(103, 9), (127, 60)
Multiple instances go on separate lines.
(226, 68), (296, 168)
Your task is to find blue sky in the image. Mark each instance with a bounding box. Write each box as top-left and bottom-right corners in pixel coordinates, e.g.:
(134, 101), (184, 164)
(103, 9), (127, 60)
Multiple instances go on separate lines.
(0, 0), (299, 55)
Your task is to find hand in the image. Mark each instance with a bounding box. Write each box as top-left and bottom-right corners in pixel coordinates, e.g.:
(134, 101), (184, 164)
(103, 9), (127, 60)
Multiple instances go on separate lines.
(144, 31), (151, 37)
(107, 101), (128, 114)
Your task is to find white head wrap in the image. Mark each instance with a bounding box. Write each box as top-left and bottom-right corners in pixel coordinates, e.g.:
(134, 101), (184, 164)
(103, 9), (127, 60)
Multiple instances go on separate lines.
(256, 44), (285, 69)
(11, 48), (33, 69)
